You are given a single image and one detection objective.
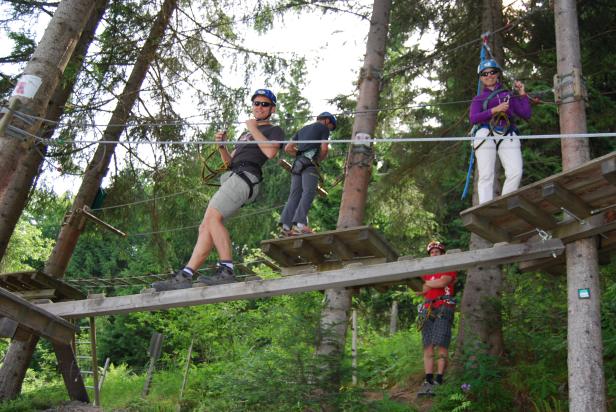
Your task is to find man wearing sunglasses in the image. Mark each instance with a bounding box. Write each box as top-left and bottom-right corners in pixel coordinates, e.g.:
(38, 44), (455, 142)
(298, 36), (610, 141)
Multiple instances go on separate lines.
(469, 59), (532, 204)
(153, 89), (284, 290)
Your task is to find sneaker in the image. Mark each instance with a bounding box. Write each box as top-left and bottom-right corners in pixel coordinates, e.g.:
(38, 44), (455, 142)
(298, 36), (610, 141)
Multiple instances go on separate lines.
(279, 226), (294, 237)
(417, 380), (435, 397)
(195, 264), (238, 286)
(152, 269), (192, 291)
(291, 225), (313, 235)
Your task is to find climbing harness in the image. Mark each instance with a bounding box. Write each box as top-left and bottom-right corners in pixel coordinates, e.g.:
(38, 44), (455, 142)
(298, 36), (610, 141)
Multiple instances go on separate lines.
(416, 296), (457, 331)
(200, 148), (229, 187)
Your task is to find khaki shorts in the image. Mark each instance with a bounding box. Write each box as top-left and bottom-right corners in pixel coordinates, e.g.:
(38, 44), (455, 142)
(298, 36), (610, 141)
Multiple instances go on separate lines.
(208, 171), (260, 219)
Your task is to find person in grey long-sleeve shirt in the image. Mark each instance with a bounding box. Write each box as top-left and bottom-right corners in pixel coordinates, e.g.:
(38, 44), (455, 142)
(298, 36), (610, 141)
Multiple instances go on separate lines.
(279, 112), (336, 236)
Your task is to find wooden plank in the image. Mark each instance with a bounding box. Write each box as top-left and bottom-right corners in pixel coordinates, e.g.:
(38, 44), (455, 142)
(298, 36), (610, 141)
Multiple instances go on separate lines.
(0, 287), (76, 344)
(14, 289), (57, 300)
(461, 213), (511, 243)
(53, 342), (89, 402)
(552, 210), (616, 243)
(0, 317), (19, 338)
(366, 230), (398, 262)
(39, 239), (565, 318)
(30, 271), (86, 300)
(261, 243), (293, 267)
(321, 234), (354, 260)
(601, 157), (616, 186)
(542, 182), (592, 219)
(507, 195), (558, 229)
(291, 239), (324, 264)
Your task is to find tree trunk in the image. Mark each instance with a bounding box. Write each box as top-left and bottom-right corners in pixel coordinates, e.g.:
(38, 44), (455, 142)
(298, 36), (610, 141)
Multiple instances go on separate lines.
(389, 300), (398, 335)
(0, 1), (108, 401)
(0, 0), (177, 400)
(554, 0), (606, 410)
(0, 335), (39, 400)
(455, 0), (505, 362)
(44, 0), (178, 277)
(0, 0), (96, 199)
(315, 0), (391, 398)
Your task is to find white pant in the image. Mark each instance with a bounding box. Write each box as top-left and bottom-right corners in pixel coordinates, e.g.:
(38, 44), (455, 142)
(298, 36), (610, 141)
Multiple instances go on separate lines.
(473, 127), (523, 204)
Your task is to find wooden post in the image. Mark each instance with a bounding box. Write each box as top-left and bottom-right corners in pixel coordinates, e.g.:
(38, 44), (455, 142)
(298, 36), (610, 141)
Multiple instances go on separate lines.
(88, 317), (100, 406)
(53, 342), (89, 402)
(142, 333), (164, 397)
(315, 0), (392, 395)
(554, 0), (606, 410)
(389, 301), (398, 335)
(351, 310), (357, 386)
(179, 338), (194, 401)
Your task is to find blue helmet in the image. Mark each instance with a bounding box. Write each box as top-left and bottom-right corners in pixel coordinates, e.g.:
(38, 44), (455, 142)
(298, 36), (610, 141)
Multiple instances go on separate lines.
(477, 59), (502, 75)
(317, 112), (337, 130)
(251, 88), (277, 105)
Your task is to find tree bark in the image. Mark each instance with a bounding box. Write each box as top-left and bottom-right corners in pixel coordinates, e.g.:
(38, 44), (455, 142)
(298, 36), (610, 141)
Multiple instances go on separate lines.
(314, 0), (391, 397)
(44, 0), (178, 278)
(455, 0), (505, 361)
(0, 0), (108, 401)
(554, 0), (606, 410)
(0, 0), (96, 200)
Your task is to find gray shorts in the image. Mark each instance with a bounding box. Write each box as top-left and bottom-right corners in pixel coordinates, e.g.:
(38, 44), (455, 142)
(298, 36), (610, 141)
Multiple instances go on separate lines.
(208, 171), (260, 219)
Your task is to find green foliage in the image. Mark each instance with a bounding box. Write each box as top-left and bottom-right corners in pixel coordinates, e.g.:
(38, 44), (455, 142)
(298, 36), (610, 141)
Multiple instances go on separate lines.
(0, 218), (54, 272)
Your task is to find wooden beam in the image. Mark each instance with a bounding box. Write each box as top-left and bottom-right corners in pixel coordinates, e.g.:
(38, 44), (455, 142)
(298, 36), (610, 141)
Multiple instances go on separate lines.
(542, 182), (592, 219)
(461, 213), (511, 243)
(291, 238), (324, 264)
(601, 157), (616, 186)
(507, 195), (558, 229)
(0, 317), (19, 338)
(39, 239), (565, 318)
(14, 289), (57, 300)
(0, 287), (76, 344)
(367, 231), (398, 262)
(552, 210), (616, 243)
(261, 243), (293, 267)
(53, 342), (89, 402)
(321, 234), (354, 260)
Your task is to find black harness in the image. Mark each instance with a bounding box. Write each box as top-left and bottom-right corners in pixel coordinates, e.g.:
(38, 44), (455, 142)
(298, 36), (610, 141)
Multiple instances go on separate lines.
(230, 160), (263, 199)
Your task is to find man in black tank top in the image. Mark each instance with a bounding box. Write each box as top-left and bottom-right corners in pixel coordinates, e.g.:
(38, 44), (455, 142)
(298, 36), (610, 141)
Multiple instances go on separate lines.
(153, 89), (284, 290)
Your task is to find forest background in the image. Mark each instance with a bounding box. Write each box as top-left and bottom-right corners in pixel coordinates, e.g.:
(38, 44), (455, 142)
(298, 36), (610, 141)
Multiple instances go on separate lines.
(0, 0), (615, 411)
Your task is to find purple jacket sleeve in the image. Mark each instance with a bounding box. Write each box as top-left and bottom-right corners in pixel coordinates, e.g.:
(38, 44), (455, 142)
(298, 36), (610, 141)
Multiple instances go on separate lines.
(469, 96), (493, 125)
(509, 94), (532, 120)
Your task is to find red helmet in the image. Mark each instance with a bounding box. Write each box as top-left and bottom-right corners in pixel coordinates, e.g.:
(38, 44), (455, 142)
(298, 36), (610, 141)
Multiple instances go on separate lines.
(426, 241), (445, 254)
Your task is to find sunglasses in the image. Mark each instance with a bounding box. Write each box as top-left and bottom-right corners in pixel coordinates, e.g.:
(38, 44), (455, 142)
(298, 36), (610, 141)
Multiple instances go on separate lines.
(253, 101), (273, 107)
(480, 70), (499, 77)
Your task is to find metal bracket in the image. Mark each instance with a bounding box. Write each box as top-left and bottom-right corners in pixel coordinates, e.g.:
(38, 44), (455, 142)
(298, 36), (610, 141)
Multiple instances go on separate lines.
(553, 68), (587, 104)
(561, 206), (586, 225)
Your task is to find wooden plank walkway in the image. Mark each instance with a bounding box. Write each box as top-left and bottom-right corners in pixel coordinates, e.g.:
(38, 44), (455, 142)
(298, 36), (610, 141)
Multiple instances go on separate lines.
(461, 151), (616, 244)
(261, 225), (398, 267)
(38, 239), (564, 318)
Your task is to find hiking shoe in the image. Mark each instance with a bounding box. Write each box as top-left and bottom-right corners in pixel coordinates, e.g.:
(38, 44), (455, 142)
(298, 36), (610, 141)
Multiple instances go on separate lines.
(291, 225), (313, 235)
(195, 264), (238, 286)
(417, 380), (435, 397)
(279, 226), (294, 237)
(152, 270), (192, 291)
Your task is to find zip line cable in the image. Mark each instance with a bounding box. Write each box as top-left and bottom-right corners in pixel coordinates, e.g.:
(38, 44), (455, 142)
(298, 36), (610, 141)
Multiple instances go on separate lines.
(27, 131), (616, 147)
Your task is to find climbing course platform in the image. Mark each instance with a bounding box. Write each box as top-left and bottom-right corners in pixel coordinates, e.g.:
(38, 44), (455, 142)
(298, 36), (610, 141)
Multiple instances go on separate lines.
(261, 225), (398, 268)
(0, 270), (86, 301)
(461, 151), (616, 245)
(0, 287), (89, 402)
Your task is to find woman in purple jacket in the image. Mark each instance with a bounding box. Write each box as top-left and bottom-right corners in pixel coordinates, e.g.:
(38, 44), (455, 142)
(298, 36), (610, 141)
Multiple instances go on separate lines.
(470, 59), (532, 204)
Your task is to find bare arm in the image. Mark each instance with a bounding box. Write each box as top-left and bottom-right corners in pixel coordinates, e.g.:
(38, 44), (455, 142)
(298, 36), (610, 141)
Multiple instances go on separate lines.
(318, 141), (329, 161)
(215, 131), (232, 166)
(285, 142), (298, 156)
(246, 119), (280, 159)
